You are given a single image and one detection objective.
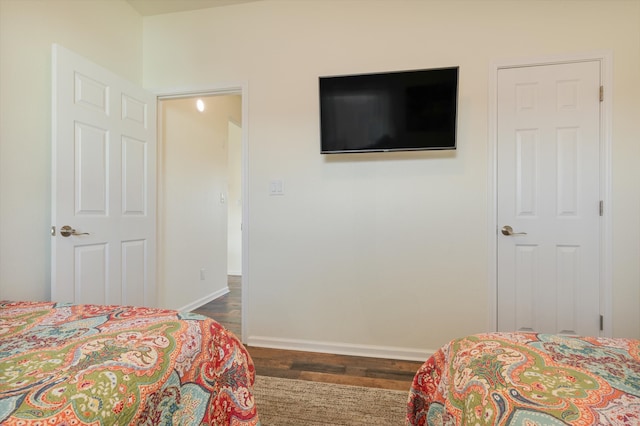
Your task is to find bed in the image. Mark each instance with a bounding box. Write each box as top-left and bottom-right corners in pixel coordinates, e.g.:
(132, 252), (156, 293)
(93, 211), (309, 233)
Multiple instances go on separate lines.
(407, 332), (640, 425)
(0, 300), (260, 425)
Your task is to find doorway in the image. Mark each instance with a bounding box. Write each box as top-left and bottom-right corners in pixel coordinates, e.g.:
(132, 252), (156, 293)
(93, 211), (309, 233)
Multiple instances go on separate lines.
(157, 89), (247, 340)
(489, 52), (612, 337)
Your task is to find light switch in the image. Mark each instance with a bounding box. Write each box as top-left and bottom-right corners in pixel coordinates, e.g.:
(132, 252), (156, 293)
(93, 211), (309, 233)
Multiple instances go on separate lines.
(269, 179), (284, 196)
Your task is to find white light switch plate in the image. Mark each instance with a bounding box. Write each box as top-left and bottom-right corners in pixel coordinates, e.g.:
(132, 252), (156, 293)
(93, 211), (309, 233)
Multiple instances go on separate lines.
(269, 179), (284, 195)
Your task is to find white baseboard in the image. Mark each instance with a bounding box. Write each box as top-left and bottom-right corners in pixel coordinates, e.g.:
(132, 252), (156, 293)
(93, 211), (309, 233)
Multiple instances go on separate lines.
(177, 287), (229, 312)
(246, 336), (434, 362)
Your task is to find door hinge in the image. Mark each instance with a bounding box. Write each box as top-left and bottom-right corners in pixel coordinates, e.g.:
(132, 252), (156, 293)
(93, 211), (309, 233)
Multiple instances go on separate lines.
(600, 315), (604, 331)
(599, 200), (604, 216)
(599, 86), (604, 102)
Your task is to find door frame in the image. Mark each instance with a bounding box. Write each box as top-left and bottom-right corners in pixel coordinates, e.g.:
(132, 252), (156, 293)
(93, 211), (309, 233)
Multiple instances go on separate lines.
(487, 51), (613, 336)
(155, 83), (250, 343)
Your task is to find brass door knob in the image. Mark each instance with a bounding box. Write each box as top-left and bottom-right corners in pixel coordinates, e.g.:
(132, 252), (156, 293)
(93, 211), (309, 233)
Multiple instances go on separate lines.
(501, 225), (527, 236)
(60, 225), (90, 237)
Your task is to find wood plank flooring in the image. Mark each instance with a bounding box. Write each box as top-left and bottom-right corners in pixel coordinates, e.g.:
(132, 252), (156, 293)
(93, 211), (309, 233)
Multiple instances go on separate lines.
(192, 276), (423, 391)
(193, 275), (242, 337)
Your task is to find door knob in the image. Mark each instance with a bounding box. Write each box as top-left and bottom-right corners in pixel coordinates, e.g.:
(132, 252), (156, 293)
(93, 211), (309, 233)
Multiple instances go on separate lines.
(60, 225), (90, 237)
(501, 225), (527, 236)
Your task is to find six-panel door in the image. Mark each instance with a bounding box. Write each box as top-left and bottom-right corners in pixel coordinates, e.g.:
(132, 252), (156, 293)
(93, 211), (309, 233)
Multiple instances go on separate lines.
(51, 44), (157, 306)
(497, 61), (601, 336)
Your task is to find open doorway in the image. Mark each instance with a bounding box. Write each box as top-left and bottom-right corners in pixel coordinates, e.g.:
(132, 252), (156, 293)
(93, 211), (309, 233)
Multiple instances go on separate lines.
(157, 92), (244, 338)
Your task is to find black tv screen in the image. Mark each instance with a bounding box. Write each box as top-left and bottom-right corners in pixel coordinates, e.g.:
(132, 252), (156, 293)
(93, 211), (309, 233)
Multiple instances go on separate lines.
(319, 67), (458, 154)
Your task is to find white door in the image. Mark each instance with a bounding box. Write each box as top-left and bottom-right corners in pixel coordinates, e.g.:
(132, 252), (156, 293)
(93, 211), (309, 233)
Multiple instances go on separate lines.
(497, 61), (601, 336)
(51, 44), (157, 307)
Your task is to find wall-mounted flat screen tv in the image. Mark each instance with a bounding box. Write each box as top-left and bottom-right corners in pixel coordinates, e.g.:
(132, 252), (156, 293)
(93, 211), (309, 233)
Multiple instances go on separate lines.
(319, 67), (458, 154)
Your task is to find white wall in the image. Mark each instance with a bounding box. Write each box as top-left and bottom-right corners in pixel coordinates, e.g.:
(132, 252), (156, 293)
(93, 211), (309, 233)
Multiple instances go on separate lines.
(0, 0), (143, 301)
(0, 0), (638, 360)
(227, 120), (243, 276)
(143, 0), (640, 357)
(159, 96), (241, 310)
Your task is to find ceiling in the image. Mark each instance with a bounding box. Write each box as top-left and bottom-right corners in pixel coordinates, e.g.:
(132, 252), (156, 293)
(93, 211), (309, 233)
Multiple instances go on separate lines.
(126, 0), (263, 16)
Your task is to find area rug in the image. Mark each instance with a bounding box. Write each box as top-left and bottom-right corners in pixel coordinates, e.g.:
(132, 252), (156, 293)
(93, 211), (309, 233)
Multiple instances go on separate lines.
(252, 375), (409, 425)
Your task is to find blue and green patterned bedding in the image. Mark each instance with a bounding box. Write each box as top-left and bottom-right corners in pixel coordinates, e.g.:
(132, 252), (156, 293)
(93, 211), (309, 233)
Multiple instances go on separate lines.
(407, 332), (640, 425)
(0, 301), (260, 425)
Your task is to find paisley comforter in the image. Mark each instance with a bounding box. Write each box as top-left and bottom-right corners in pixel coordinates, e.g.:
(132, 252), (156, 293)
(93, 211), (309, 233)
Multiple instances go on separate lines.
(0, 301), (260, 425)
(407, 332), (640, 425)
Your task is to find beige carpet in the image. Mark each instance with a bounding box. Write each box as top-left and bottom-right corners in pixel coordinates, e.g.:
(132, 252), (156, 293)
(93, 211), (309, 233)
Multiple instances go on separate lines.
(252, 375), (409, 425)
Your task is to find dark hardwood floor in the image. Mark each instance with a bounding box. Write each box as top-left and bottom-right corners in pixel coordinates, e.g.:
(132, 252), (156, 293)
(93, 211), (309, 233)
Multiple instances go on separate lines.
(193, 275), (243, 337)
(192, 276), (423, 391)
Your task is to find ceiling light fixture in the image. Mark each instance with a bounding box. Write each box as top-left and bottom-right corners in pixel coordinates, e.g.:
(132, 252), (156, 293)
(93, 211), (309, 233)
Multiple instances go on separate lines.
(196, 99), (205, 112)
